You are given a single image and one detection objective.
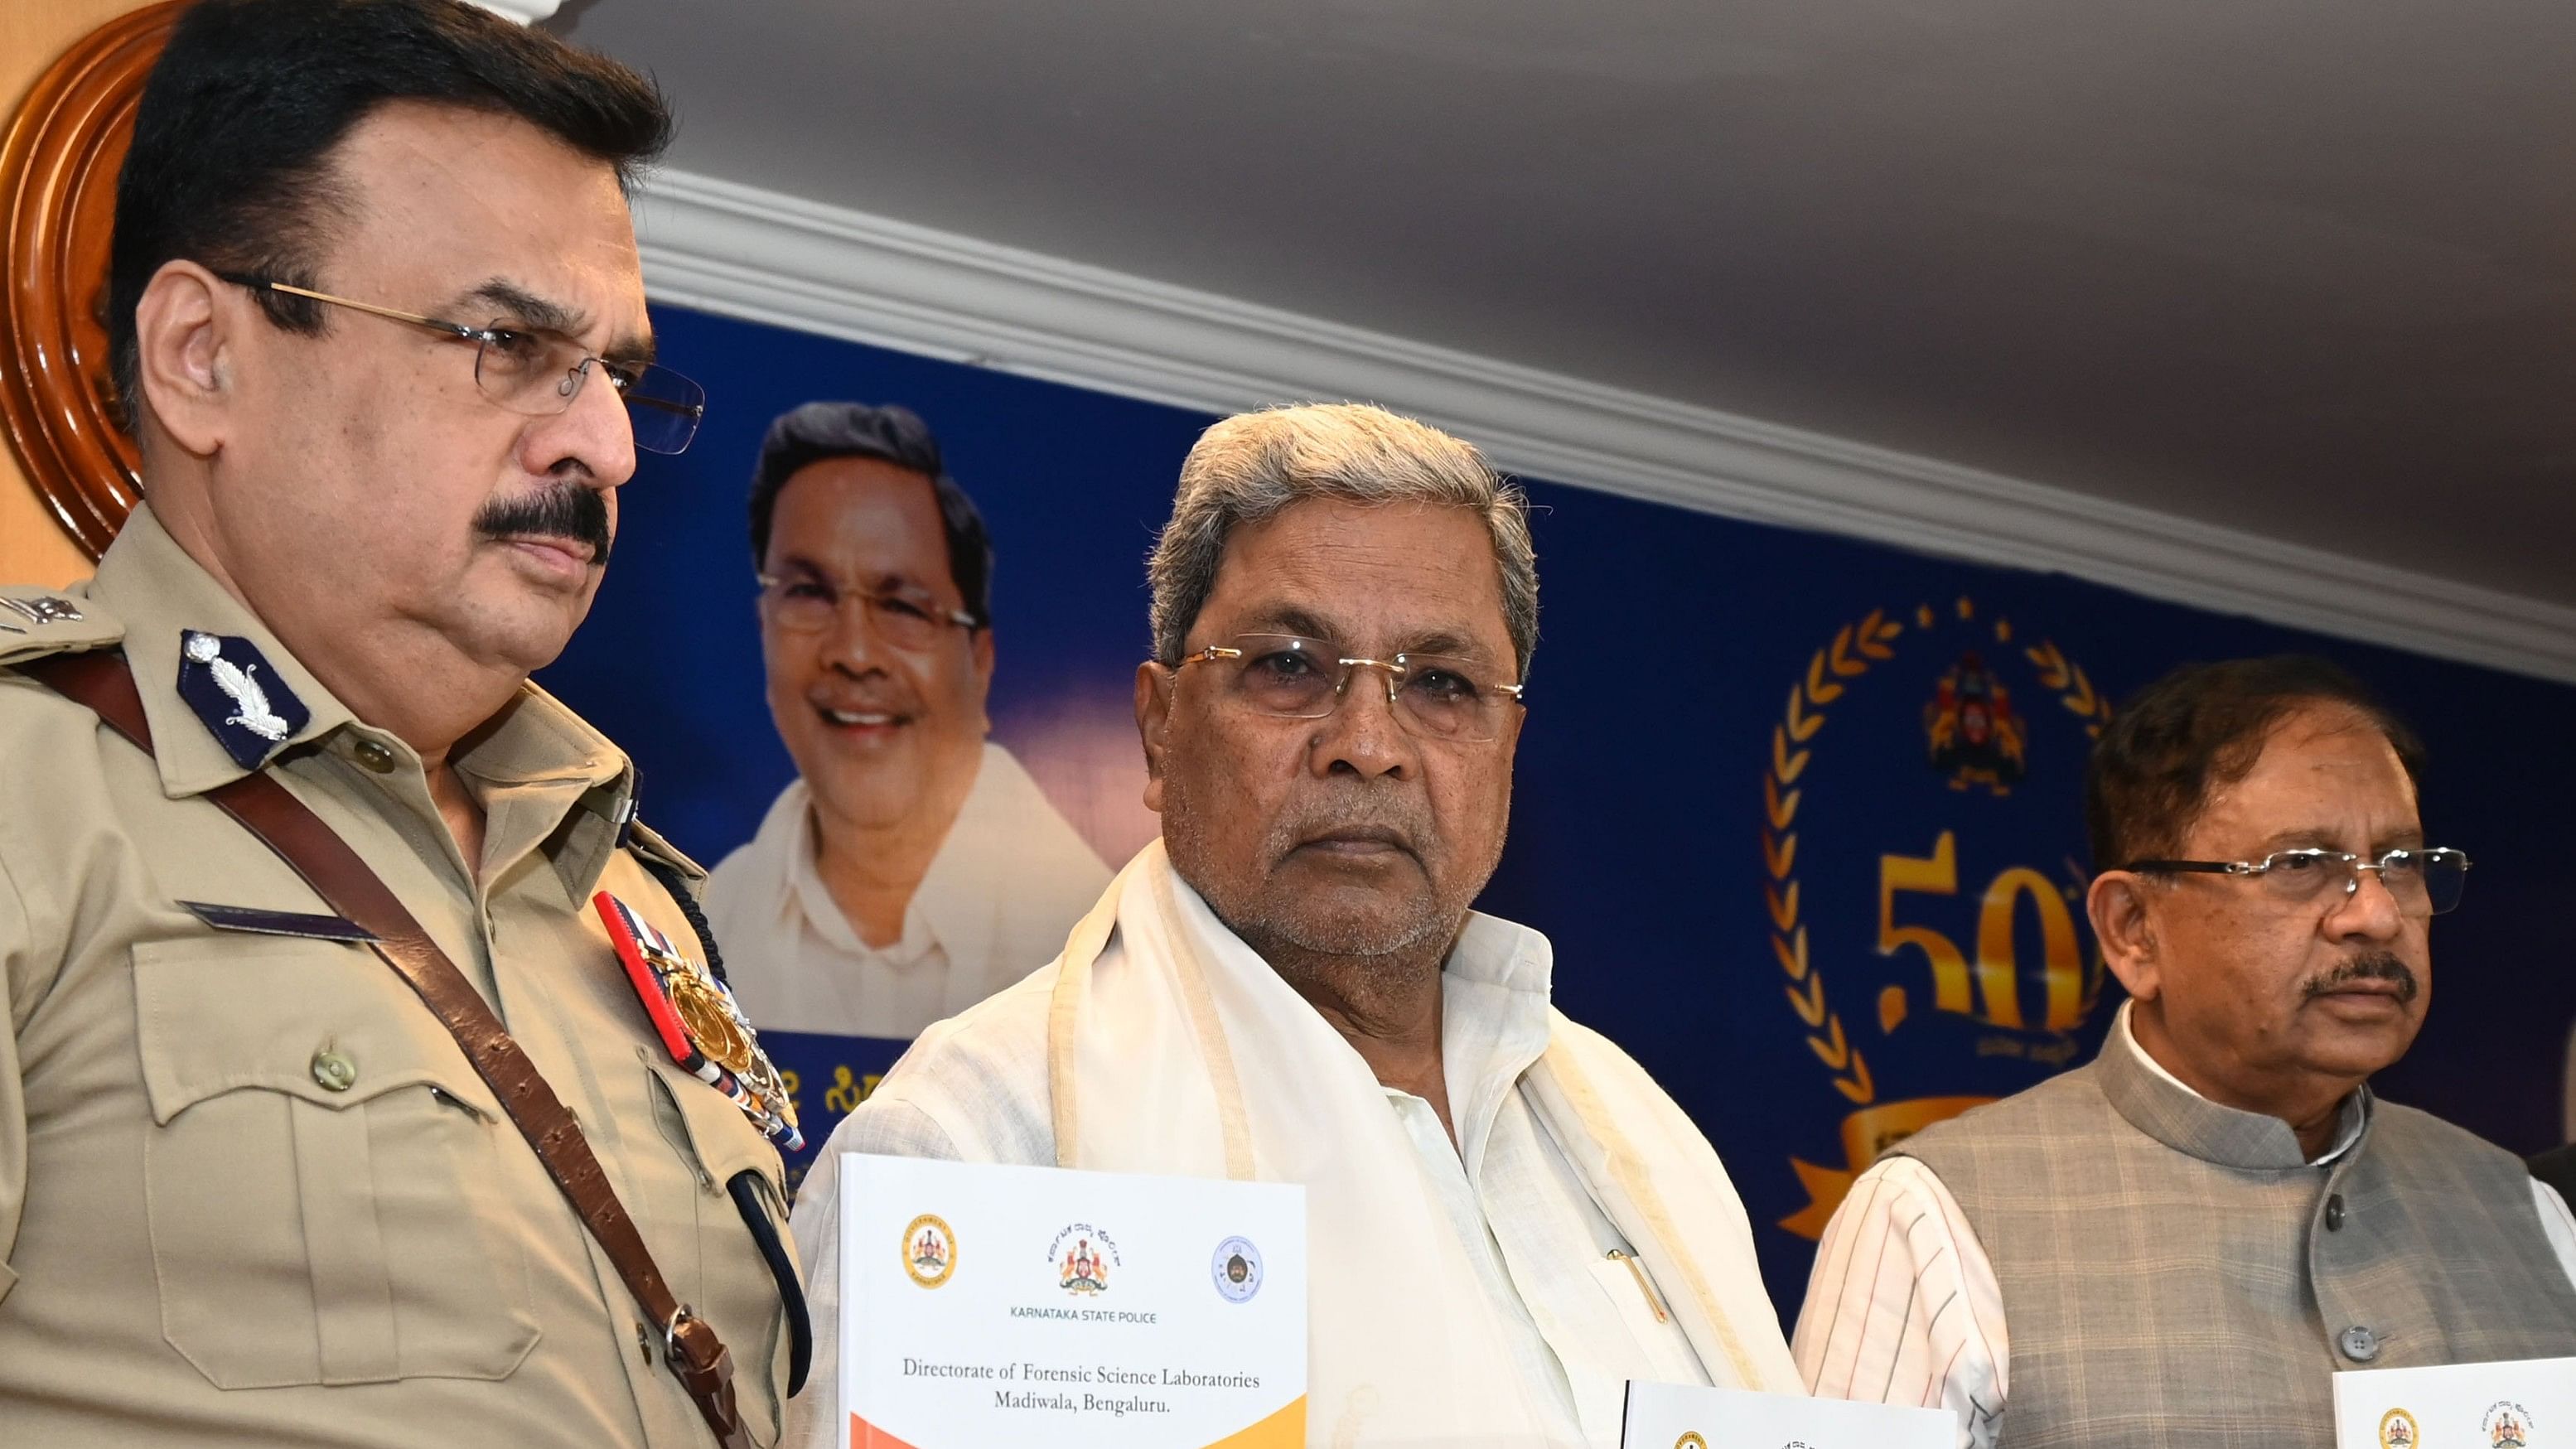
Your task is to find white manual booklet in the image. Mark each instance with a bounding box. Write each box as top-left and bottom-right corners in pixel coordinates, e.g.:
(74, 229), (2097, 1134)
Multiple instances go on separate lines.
(2332, 1357), (2576, 1449)
(1621, 1381), (1955, 1449)
(838, 1153), (1307, 1447)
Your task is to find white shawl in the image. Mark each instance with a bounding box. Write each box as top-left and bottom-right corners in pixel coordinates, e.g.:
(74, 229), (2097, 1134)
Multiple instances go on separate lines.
(1047, 842), (1798, 1446)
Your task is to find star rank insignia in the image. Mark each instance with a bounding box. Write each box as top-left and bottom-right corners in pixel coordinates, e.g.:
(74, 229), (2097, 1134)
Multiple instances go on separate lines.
(176, 630), (311, 770)
(595, 891), (803, 1152)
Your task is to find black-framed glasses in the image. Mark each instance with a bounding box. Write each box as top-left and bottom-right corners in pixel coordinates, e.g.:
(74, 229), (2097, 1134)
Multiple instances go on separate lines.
(2121, 847), (2471, 916)
(1177, 632), (1525, 743)
(219, 275), (706, 454)
(756, 572), (979, 650)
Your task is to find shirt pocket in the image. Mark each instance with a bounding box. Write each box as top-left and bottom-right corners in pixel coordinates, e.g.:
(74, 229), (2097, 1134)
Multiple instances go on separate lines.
(1559, 1249), (1687, 1439)
(133, 936), (540, 1389)
(1587, 1248), (1680, 1358)
(644, 1058), (791, 1446)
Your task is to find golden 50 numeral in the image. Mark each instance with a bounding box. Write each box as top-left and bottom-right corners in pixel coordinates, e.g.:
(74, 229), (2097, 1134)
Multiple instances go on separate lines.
(1878, 831), (2091, 1031)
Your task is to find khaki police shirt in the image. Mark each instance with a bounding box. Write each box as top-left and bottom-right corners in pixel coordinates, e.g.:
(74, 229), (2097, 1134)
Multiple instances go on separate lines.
(0, 505), (795, 1447)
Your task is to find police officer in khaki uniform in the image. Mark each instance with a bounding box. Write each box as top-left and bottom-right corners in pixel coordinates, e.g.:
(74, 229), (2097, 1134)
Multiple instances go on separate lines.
(0, 2), (801, 1443)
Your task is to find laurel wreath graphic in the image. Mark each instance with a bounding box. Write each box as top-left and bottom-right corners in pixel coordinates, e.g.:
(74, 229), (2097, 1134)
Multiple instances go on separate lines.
(1766, 607), (1901, 1105)
(1764, 602), (2113, 1106)
(2023, 639), (2117, 739)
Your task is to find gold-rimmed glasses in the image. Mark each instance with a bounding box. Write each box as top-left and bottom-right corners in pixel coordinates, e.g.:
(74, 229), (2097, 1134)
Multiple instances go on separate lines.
(756, 572), (979, 650)
(219, 275), (706, 454)
(2121, 847), (2470, 916)
(1177, 632), (1525, 743)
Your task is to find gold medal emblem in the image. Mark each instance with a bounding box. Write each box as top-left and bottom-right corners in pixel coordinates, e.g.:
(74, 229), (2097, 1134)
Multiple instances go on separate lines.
(668, 969), (756, 1077)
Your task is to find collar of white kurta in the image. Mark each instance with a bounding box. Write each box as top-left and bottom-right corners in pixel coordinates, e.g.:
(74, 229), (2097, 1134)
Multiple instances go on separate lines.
(1045, 841), (1799, 1442)
(767, 779), (935, 966)
(768, 745), (1055, 969)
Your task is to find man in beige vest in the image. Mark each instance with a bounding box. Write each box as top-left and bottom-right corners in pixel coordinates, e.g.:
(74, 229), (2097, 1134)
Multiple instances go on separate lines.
(1793, 655), (2576, 1448)
(0, 2), (800, 1442)
(786, 403), (1800, 1448)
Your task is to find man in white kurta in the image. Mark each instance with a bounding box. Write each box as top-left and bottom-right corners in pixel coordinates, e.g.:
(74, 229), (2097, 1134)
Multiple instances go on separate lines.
(706, 741), (1108, 1037)
(785, 404), (1797, 1448)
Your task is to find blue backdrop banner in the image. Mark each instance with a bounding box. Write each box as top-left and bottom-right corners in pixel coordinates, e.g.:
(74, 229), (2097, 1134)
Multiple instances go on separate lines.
(542, 302), (2576, 1316)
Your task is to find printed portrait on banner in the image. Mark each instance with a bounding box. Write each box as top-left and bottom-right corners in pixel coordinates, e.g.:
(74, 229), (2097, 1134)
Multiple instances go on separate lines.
(702, 401), (1109, 1051)
(592, 388), (1171, 1191)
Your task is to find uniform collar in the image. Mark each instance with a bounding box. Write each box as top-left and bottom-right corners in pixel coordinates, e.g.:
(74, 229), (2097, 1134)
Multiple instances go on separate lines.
(2098, 999), (2372, 1171)
(89, 504), (355, 799)
(455, 683), (637, 901)
(89, 505), (635, 895)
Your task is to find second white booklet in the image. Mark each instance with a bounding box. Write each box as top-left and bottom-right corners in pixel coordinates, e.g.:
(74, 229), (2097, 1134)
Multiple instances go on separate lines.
(839, 1153), (1307, 1448)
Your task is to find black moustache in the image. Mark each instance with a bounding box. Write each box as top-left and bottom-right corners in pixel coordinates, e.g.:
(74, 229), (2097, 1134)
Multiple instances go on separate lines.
(2303, 951), (2419, 1003)
(476, 485), (612, 567)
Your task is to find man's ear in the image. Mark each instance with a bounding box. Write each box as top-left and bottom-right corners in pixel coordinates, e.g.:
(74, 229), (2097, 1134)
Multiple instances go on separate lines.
(1133, 660), (1177, 814)
(2088, 870), (2163, 1002)
(969, 627), (998, 737)
(132, 260), (239, 459)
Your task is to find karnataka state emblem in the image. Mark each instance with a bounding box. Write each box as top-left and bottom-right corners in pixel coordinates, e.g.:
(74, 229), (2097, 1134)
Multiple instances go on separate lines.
(596, 891), (803, 1151)
(2378, 1408), (2419, 1448)
(2487, 1402), (2535, 1449)
(1926, 650), (2027, 794)
(1767, 598), (2116, 1240)
(1051, 1223), (1121, 1295)
(902, 1214), (955, 1288)
(1675, 1434), (1708, 1449)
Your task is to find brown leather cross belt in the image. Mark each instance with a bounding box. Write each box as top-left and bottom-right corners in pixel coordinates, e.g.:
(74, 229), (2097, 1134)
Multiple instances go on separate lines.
(23, 649), (755, 1449)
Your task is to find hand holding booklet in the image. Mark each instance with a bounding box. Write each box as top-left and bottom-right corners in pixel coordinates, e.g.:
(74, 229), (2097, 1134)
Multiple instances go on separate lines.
(839, 1154), (1306, 1447)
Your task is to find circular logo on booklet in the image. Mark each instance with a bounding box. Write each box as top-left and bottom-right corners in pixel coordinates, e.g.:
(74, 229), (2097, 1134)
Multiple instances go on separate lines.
(1673, 1434), (1708, 1449)
(2377, 1409), (2418, 1449)
(2485, 1401), (2534, 1449)
(901, 1214), (955, 1288)
(1211, 1235), (1264, 1303)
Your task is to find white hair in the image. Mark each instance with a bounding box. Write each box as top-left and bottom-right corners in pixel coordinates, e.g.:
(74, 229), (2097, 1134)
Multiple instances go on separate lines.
(1147, 403), (1539, 677)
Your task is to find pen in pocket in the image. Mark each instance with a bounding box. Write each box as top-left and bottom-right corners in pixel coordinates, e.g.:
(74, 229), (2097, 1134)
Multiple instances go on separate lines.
(1607, 1248), (1670, 1323)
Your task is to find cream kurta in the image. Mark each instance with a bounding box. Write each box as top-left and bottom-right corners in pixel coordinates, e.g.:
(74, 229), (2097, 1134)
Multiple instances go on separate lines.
(0, 507), (795, 1447)
(785, 841), (1797, 1448)
(705, 746), (1108, 1039)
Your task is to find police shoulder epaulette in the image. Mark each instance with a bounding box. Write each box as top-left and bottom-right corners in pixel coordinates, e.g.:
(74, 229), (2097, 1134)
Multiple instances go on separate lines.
(616, 812), (732, 991)
(622, 816), (708, 890)
(0, 586), (123, 669)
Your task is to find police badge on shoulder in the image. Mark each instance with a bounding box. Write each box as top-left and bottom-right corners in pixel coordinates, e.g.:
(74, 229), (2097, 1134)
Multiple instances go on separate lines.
(594, 891), (805, 1152)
